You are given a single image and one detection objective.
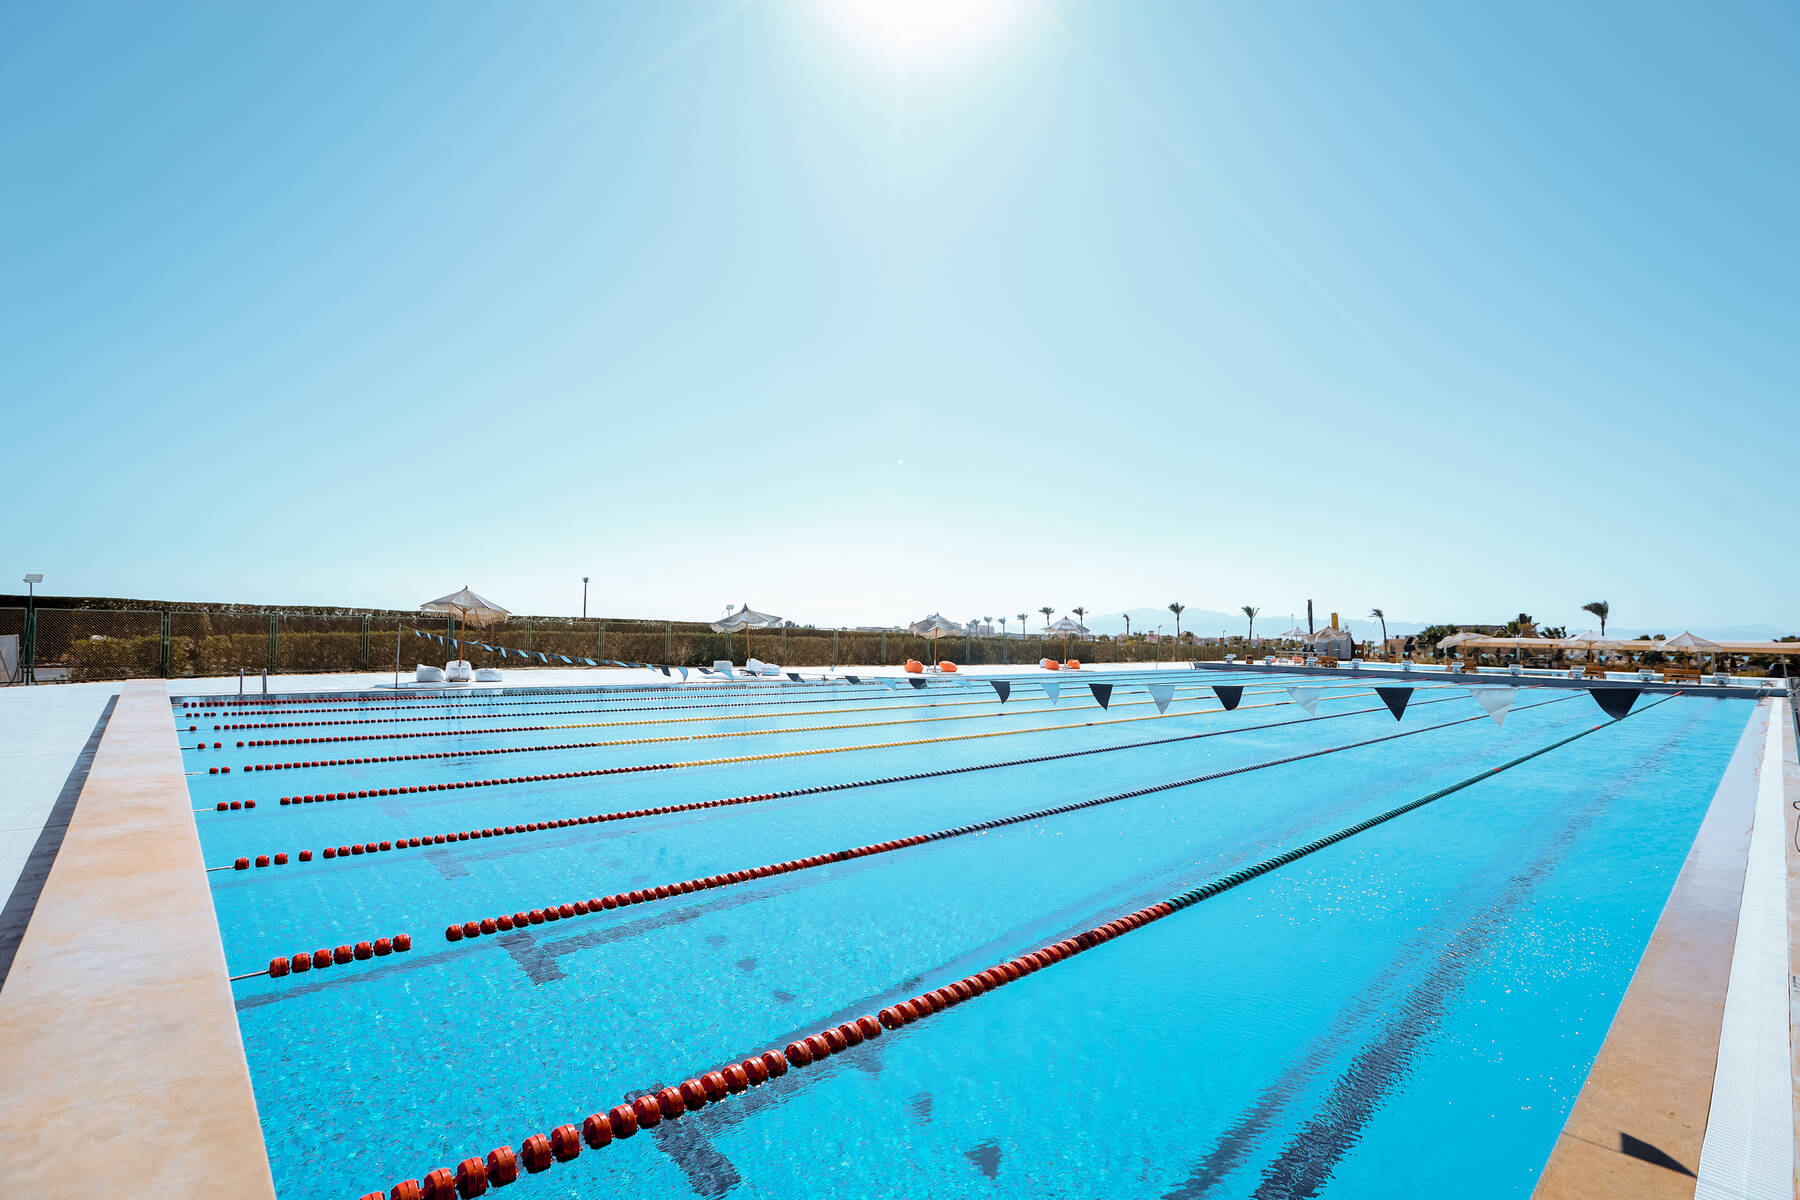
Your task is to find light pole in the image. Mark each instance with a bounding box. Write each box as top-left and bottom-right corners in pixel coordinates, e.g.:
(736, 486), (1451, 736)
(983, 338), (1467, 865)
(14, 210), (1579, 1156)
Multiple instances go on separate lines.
(582, 577), (589, 619)
(22, 574), (42, 685)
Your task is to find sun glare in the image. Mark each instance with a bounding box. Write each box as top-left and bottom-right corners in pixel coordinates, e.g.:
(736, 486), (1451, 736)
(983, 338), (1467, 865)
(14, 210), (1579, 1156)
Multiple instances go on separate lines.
(818, 0), (1025, 61)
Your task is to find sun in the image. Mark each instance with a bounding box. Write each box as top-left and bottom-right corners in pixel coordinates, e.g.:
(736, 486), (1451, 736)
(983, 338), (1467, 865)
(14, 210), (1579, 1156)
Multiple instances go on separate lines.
(817, 0), (1026, 62)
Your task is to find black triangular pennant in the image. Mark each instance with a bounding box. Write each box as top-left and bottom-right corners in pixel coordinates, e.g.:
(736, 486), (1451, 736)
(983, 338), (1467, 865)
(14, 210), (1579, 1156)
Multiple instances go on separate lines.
(1089, 683), (1114, 710)
(909, 678), (927, 689)
(1212, 685), (1244, 711)
(845, 675), (860, 684)
(659, 665), (671, 677)
(1375, 687), (1413, 720)
(787, 672), (802, 682)
(990, 680), (1011, 704)
(1591, 687), (1641, 720)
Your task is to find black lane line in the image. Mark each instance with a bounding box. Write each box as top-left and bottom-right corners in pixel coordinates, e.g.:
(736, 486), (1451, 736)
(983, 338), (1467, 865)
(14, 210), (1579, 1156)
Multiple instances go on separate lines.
(0, 695), (116, 989)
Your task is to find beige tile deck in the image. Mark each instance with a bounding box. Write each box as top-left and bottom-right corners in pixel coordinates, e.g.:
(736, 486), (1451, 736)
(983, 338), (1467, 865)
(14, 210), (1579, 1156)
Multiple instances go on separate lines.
(0, 680), (274, 1198)
(1533, 702), (1770, 1199)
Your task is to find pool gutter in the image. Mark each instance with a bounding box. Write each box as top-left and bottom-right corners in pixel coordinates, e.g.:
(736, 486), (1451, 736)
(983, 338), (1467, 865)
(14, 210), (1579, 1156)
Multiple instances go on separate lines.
(0, 680), (275, 1198)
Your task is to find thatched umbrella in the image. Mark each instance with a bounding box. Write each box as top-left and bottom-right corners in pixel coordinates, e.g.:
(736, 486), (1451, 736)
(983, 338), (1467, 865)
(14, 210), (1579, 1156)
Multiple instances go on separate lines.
(421, 587), (510, 662)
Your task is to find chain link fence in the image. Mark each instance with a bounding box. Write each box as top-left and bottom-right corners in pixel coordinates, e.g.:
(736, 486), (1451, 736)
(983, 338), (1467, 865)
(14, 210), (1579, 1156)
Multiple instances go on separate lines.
(0, 606), (1238, 684)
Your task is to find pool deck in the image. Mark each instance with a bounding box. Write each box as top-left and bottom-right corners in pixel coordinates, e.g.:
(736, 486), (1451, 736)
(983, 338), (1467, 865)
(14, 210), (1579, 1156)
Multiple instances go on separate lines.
(0, 680), (275, 1198)
(0, 668), (1793, 1198)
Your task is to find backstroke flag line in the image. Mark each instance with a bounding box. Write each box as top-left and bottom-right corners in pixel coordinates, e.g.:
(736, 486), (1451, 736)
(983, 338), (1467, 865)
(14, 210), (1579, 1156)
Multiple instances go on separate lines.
(1287, 686), (1322, 715)
(1212, 685), (1244, 711)
(990, 681), (1012, 704)
(1042, 680), (1062, 705)
(1089, 683), (1114, 710)
(1147, 683), (1176, 714)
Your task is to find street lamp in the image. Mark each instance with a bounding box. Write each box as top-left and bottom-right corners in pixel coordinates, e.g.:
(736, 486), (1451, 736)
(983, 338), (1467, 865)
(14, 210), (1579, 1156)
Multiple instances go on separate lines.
(22, 574), (42, 685)
(582, 577), (590, 619)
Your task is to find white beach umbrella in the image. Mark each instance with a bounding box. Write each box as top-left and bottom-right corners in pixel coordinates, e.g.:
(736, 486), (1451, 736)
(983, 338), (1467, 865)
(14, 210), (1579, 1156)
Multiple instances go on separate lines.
(909, 613), (962, 660)
(421, 586), (510, 656)
(712, 604), (785, 661)
(1662, 630), (1721, 672)
(1435, 630), (1483, 651)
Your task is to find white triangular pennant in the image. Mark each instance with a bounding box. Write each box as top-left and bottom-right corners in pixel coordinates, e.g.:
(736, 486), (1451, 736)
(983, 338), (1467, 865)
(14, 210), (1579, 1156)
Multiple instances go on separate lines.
(1147, 683), (1176, 714)
(1041, 680), (1062, 705)
(1472, 687), (1517, 725)
(1286, 686), (1321, 715)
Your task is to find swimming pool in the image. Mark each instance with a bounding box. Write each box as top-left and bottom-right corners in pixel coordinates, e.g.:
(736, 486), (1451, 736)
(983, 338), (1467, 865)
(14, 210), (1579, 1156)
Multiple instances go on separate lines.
(180, 668), (1754, 1199)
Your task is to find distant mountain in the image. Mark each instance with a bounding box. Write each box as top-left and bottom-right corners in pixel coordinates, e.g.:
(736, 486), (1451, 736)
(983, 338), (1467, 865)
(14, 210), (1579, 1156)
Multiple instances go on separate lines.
(1073, 610), (1794, 643)
(1080, 608), (1427, 641)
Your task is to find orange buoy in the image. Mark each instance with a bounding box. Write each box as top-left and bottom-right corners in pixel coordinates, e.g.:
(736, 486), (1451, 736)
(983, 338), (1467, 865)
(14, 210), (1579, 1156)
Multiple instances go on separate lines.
(1040, 658), (1060, 670)
(549, 1124), (582, 1161)
(904, 659), (924, 674)
(1066, 659), (1081, 669)
(520, 1133), (553, 1173)
(608, 1104), (639, 1139)
(484, 1146), (518, 1186)
(454, 1157), (487, 1196)
(937, 661), (958, 673)
(420, 1168), (456, 1200)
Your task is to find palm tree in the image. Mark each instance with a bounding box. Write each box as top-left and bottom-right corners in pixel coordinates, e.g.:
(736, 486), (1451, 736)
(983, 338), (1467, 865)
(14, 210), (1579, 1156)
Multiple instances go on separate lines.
(1369, 607), (1387, 650)
(1582, 600), (1610, 637)
(1168, 601), (1186, 643)
(1072, 606), (1087, 632)
(1017, 612), (1028, 639)
(999, 616), (1007, 639)
(982, 616), (993, 638)
(1242, 605), (1259, 643)
(1039, 605), (1054, 630)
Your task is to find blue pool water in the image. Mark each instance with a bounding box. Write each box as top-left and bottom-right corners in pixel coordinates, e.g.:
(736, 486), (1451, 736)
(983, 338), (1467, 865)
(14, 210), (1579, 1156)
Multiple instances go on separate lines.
(180, 669), (1754, 1199)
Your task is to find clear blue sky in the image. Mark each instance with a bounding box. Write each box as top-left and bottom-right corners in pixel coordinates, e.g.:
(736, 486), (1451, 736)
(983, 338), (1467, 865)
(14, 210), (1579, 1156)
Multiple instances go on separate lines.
(5, 1), (1795, 633)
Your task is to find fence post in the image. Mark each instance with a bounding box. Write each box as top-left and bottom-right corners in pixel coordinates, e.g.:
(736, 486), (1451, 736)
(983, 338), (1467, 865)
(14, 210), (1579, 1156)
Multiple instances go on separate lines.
(267, 614), (278, 674)
(158, 612), (171, 677)
(832, 630), (839, 669)
(781, 626), (786, 657)
(360, 616), (371, 669)
(665, 622), (673, 664)
(880, 630), (886, 664)
(22, 598), (35, 684)
(598, 619), (606, 661)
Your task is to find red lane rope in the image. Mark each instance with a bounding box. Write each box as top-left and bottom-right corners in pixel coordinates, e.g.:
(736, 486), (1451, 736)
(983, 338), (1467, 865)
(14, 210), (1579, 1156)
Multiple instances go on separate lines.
(228, 932), (412, 981)
(437, 696), (1572, 943)
(202, 689), (1431, 828)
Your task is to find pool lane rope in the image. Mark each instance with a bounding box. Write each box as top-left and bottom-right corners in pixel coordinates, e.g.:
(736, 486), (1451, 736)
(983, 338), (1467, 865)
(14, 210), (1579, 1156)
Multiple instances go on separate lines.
(435, 694), (1580, 945)
(210, 687), (1423, 813)
(186, 668), (1352, 730)
(195, 680), (1255, 737)
(213, 692), (1477, 872)
(210, 682), (1241, 754)
(227, 932), (412, 983)
(371, 691), (1675, 1200)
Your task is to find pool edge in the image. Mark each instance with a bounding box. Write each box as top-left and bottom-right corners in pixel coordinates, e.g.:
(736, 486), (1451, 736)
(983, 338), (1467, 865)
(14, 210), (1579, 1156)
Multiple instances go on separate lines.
(1531, 698), (1771, 1198)
(0, 679), (276, 1199)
